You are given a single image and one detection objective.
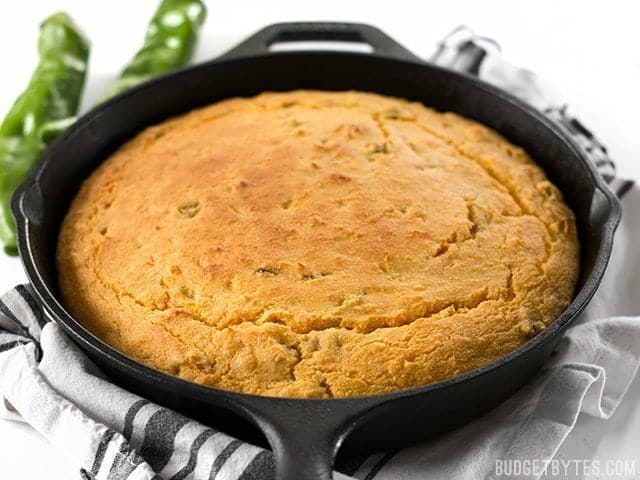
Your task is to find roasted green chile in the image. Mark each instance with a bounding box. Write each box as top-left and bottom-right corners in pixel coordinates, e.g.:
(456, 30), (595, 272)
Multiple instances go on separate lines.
(104, 0), (207, 98)
(0, 12), (89, 255)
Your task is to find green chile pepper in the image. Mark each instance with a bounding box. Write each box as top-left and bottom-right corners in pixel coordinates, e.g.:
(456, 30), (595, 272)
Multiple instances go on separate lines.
(1, 2), (207, 255)
(104, 0), (207, 98)
(0, 12), (90, 255)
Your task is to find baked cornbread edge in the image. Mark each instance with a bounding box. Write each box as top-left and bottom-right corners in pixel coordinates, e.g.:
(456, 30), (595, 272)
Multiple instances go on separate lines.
(56, 90), (580, 398)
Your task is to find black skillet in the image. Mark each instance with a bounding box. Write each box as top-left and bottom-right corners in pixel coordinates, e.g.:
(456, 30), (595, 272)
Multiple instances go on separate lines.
(12, 22), (621, 479)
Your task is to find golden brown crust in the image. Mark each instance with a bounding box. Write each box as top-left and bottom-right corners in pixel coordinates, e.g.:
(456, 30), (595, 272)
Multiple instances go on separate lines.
(57, 90), (579, 398)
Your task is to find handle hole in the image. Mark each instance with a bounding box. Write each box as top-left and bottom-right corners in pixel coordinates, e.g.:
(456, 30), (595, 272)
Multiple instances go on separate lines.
(268, 40), (374, 54)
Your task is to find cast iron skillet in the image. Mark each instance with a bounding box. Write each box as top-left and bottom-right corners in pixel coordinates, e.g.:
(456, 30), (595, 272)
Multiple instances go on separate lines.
(12, 22), (621, 479)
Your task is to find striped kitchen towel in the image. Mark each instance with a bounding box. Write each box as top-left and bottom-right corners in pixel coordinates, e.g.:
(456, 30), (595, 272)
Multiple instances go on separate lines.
(1, 27), (639, 480)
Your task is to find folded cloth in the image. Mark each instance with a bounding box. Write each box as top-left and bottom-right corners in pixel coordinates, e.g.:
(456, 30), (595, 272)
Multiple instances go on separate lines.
(1, 27), (638, 480)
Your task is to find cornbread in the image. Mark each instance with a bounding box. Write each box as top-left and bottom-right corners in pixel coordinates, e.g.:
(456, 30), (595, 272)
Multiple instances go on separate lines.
(57, 90), (579, 398)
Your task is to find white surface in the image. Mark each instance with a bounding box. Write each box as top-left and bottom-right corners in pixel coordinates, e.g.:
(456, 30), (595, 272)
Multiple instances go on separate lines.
(0, 1), (639, 479)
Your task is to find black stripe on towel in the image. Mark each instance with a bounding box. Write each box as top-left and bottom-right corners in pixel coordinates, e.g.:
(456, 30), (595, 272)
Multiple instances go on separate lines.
(615, 179), (635, 199)
(122, 399), (150, 440)
(209, 440), (242, 480)
(0, 299), (33, 340)
(80, 467), (95, 480)
(91, 429), (117, 475)
(106, 441), (144, 480)
(171, 429), (218, 480)
(15, 285), (47, 329)
(0, 339), (29, 354)
(0, 298), (16, 321)
(139, 409), (190, 472)
(105, 402), (150, 480)
(238, 450), (275, 480)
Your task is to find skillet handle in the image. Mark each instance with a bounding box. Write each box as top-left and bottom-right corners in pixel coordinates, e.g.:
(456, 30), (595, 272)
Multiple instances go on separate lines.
(266, 423), (336, 480)
(239, 397), (372, 480)
(218, 21), (422, 62)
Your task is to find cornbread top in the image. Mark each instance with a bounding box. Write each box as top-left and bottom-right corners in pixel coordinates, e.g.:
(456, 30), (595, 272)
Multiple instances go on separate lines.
(57, 90), (579, 398)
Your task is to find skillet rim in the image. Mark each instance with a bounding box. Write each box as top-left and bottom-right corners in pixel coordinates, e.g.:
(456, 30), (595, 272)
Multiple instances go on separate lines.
(11, 49), (622, 406)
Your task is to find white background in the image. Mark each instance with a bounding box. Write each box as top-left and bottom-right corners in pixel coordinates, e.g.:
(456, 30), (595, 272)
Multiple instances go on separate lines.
(0, 1), (639, 478)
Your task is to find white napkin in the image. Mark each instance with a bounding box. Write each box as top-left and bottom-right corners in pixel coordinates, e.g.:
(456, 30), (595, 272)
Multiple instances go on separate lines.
(0, 27), (638, 480)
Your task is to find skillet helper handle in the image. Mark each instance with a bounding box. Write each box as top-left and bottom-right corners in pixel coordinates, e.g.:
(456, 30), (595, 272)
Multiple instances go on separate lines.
(219, 21), (422, 62)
